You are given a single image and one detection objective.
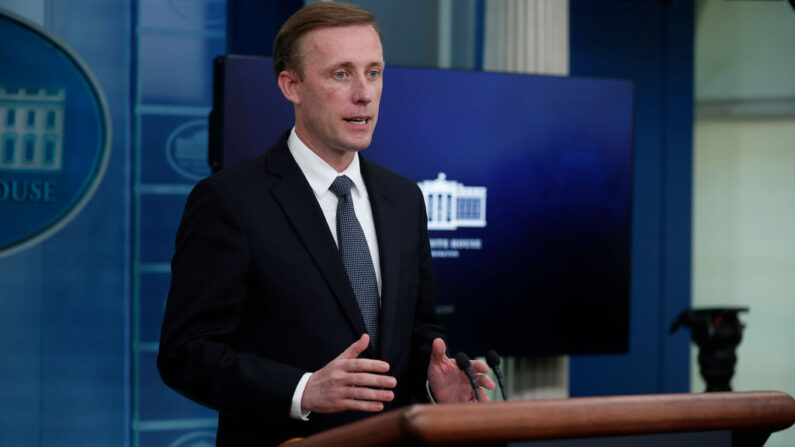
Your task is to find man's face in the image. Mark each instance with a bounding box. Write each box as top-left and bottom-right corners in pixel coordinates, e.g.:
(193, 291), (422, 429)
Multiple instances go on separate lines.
(289, 25), (384, 159)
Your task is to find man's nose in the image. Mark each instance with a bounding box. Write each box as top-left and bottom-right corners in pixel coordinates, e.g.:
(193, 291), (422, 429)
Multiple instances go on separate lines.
(352, 76), (373, 104)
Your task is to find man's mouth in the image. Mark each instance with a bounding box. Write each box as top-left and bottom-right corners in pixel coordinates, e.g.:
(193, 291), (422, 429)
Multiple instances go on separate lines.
(344, 116), (370, 125)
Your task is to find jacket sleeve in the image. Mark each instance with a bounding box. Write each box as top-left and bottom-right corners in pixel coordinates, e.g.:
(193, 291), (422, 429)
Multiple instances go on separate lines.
(157, 178), (305, 419)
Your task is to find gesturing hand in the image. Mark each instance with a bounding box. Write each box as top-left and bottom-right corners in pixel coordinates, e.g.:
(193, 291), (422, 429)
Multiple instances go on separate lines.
(301, 334), (397, 414)
(427, 338), (495, 403)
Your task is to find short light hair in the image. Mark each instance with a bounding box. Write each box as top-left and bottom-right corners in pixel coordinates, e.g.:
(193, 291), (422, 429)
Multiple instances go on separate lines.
(272, 2), (383, 79)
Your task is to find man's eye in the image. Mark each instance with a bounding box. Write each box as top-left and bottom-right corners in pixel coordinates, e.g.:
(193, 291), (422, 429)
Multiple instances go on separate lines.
(334, 72), (346, 79)
(368, 71), (379, 78)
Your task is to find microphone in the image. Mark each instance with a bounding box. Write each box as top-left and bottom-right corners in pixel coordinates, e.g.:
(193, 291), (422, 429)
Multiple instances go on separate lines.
(454, 352), (481, 402)
(486, 350), (508, 401)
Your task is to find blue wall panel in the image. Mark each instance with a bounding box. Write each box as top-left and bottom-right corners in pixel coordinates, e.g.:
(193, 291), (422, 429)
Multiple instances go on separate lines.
(0, 0), (132, 445)
(138, 194), (188, 264)
(568, 0), (693, 395)
(132, 1), (227, 445)
(138, 273), (170, 344)
(659, 3), (695, 393)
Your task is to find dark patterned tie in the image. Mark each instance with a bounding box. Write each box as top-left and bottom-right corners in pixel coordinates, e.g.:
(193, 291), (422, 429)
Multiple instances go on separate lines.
(329, 175), (380, 349)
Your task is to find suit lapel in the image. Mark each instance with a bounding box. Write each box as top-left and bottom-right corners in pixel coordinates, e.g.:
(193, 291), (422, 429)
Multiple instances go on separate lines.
(267, 138), (371, 348)
(361, 158), (400, 362)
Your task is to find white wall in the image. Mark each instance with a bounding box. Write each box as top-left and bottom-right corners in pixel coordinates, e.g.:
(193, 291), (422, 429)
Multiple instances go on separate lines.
(693, 2), (795, 446)
(692, 118), (795, 445)
(695, 0), (795, 101)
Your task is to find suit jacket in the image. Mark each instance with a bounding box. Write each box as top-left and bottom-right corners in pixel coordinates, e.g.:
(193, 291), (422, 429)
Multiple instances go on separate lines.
(157, 131), (444, 445)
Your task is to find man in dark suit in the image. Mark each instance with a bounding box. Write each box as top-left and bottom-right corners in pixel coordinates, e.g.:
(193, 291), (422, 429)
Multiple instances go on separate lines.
(158, 3), (494, 445)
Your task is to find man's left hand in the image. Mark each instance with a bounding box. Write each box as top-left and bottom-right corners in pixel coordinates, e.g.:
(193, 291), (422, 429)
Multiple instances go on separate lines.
(427, 338), (496, 403)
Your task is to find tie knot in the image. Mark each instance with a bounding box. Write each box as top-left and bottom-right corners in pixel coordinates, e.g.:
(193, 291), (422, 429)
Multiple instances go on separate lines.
(329, 175), (353, 199)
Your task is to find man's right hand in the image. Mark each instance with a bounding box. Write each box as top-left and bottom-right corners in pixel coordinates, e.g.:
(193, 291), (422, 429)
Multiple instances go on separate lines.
(301, 334), (396, 414)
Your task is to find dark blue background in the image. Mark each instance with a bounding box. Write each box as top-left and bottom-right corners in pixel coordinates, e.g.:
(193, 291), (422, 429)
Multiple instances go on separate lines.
(568, 0), (693, 396)
(216, 58), (634, 357)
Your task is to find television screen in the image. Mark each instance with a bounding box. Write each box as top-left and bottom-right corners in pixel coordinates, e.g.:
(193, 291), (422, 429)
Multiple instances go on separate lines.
(211, 55), (634, 356)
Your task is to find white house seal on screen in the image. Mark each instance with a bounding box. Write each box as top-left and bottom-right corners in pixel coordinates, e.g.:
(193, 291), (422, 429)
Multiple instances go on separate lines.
(417, 172), (487, 231)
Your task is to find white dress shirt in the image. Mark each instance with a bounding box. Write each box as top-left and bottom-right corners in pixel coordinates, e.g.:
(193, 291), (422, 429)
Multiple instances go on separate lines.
(286, 127), (382, 420)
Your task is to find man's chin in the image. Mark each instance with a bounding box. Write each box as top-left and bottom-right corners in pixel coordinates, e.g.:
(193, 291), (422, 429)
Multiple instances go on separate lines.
(340, 137), (374, 152)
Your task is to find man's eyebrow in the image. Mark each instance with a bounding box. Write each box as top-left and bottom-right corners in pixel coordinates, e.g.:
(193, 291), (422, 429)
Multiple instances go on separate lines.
(330, 61), (385, 70)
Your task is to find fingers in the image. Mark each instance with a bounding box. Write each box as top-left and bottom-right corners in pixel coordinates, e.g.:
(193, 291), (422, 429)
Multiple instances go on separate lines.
(345, 371), (397, 389)
(339, 399), (385, 413)
(302, 336), (397, 414)
(476, 373), (496, 390)
(337, 333), (370, 360)
(343, 358), (390, 374)
(477, 388), (491, 402)
(336, 335), (390, 373)
(303, 370), (396, 414)
(470, 359), (490, 374)
(431, 338), (447, 364)
(330, 377), (394, 414)
(470, 359), (496, 392)
(346, 385), (395, 403)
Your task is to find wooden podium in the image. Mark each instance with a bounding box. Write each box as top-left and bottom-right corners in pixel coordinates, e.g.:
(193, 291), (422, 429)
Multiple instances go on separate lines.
(288, 391), (795, 446)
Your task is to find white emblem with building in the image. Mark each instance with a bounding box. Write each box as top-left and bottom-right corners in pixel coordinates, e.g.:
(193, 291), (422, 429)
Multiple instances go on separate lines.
(417, 172), (487, 231)
(0, 85), (65, 172)
(166, 120), (212, 180)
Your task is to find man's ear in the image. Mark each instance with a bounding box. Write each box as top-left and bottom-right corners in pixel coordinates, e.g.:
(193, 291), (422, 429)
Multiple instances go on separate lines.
(277, 70), (301, 105)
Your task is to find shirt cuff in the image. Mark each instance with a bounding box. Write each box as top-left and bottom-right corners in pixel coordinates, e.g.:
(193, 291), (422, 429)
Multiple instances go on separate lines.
(290, 372), (313, 420)
(426, 379), (437, 404)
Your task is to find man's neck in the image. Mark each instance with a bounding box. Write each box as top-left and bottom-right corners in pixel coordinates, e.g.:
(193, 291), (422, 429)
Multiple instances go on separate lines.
(293, 127), (356, 173)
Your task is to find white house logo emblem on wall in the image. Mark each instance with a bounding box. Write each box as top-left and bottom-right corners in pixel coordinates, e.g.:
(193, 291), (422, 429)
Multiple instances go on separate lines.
(417, 173), (486, 258)
(0, 10), (111, 258)
(0, 87), (65, 172)
(166, 119), (211, 181)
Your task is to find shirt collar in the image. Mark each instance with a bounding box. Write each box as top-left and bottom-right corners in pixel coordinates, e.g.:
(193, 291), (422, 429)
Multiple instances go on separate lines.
(287, 127), (367, 199)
